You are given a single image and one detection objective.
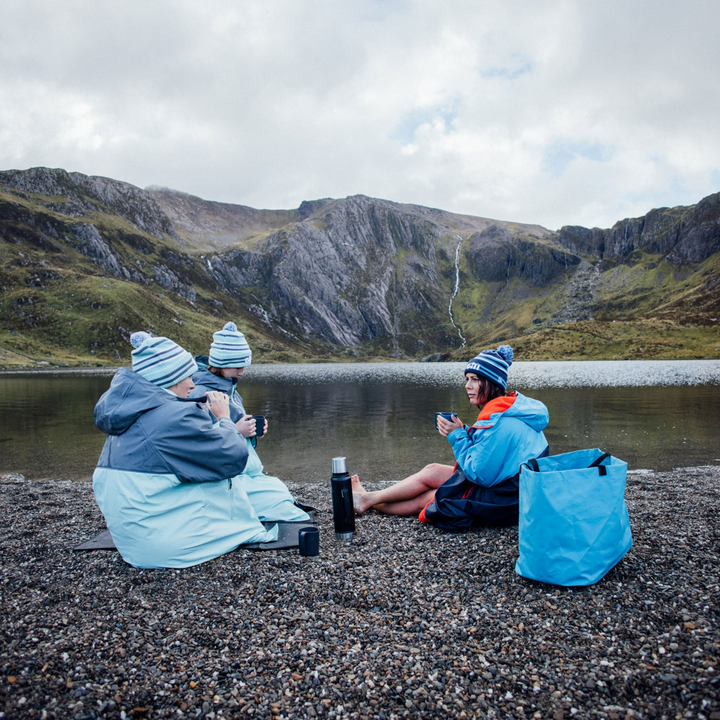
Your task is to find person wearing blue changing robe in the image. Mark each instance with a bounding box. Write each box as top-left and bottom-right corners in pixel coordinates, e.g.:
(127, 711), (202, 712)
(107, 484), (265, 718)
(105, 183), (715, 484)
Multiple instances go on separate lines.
(93, 331), (278, 569)
(190, 321), (310, 524)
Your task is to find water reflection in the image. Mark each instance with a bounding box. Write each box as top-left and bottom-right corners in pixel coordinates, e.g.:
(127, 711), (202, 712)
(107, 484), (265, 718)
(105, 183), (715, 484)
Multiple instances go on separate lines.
(241, 381), (720, 482)
(0, 375), (110, 481)
(1, 363), (718, 481)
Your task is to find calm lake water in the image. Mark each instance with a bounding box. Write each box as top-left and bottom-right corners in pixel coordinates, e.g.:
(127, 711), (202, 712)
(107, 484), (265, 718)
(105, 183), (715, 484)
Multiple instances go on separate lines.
(1, 361), (719, 482)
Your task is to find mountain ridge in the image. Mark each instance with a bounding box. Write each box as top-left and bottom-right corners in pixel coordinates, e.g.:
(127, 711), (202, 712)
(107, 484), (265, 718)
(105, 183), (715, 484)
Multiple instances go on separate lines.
(0, 166), (718, 366)
(144, 185), (553, 252)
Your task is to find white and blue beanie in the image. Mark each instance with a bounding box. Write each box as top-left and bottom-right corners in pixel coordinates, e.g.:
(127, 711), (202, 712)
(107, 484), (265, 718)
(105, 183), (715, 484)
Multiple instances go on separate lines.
(464, 345), (514, 389)
(209, 322), (252, 368)
(130, 332), (197, 388)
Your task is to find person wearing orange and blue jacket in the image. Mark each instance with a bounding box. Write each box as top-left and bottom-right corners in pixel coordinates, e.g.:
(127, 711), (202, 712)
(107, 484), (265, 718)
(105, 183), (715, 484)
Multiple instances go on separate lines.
(351, 345), (549, 531)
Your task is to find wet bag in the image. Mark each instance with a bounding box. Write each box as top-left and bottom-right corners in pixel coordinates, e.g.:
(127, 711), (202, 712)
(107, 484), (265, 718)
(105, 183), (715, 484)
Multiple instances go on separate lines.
(514, 449), (632, 586)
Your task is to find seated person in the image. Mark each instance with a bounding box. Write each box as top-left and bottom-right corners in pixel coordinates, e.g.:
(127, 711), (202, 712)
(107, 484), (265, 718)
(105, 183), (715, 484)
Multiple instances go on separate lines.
(352, 346), (549, 531)
(93, 331), (277, 569)
(190, 321), (310, 523)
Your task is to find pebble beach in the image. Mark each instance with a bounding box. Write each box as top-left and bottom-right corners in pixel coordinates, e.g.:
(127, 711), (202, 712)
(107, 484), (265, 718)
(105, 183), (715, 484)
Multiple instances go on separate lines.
(1, 468), (719, 720)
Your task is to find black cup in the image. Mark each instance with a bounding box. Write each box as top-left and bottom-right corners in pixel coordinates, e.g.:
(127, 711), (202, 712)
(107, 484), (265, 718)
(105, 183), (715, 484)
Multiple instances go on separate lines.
(298, 526), (319, 556)
(434, 412), (457, 430)
(253, 415), (266, 438)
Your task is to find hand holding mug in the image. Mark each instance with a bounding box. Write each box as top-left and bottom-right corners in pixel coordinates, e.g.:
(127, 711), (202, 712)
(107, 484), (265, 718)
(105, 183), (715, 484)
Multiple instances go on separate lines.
(236, 414), (257, 438)
(205, 391), (231, 420)
(253, 415), (267, 438)
(435, 412), (463, 437)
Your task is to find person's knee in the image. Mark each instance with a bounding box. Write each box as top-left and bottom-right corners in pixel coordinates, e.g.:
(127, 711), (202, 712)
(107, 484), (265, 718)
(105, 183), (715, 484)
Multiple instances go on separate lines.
(425, 463), (447, 474)
(422, 463), (452, 481)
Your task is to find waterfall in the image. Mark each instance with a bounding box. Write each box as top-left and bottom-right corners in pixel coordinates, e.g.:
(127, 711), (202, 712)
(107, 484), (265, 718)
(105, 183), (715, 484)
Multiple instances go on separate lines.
(448, 235), (467, 349)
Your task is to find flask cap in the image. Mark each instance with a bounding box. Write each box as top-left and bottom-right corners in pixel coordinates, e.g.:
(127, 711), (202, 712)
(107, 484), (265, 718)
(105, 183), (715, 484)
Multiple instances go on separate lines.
(332, 456), (347, 474)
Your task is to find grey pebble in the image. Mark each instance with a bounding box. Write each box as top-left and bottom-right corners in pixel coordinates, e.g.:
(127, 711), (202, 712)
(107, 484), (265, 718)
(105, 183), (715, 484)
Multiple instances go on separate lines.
(0, 469), (719, 719)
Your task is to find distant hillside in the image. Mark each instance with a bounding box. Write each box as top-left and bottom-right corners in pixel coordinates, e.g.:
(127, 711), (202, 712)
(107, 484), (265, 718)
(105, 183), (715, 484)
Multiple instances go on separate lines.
(147, 187), (299, 251)
(0, 166), (718, 367)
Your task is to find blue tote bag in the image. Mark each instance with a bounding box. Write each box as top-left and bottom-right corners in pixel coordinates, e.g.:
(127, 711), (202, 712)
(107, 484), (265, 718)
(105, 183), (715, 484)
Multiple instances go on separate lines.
(514, 449), (633, 586)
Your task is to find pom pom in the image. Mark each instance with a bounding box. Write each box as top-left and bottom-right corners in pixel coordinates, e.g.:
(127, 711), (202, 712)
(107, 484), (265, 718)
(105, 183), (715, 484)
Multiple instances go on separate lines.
(130, 331), (151, 349)
(496, 344), (514, 363)
(223, 321), (237, 332)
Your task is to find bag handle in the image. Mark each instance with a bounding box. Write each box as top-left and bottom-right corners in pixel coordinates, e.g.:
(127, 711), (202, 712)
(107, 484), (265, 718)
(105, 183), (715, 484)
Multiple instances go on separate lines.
(589, 452), (611, 476)
(523, 446), (550, 473)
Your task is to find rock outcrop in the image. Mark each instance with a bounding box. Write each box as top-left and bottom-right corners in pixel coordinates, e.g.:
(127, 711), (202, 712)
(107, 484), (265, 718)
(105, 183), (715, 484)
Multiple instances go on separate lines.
(559, 192), (720, 266)
(0, 167), (177, 240)
(205, 195), (569, 350)
(467, 225), (580, 286)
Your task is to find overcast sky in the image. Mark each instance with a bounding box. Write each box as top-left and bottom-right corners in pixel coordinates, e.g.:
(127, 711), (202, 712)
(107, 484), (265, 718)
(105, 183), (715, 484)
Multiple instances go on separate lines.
(1, 0), (719, 230)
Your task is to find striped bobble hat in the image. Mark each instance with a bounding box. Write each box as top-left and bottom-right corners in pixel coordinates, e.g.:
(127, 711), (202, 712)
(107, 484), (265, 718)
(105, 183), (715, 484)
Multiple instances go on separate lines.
(209, 321), (252, 368)
(464, 344), (514, 390)
(130, 332), (197, 388)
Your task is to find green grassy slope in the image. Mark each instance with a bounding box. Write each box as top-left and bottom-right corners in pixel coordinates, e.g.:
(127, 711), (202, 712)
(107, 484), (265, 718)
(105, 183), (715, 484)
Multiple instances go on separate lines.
(0, 188), (323, 367)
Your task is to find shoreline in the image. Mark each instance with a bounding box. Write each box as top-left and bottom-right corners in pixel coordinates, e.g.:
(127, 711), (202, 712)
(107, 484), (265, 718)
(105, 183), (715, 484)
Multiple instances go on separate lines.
(1, 358), (720, 389)
(1, 468), (719, 719)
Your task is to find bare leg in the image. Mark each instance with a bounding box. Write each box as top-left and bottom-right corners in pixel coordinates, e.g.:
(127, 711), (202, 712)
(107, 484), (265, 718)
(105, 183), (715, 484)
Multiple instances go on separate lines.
(352, 464), (455, 516)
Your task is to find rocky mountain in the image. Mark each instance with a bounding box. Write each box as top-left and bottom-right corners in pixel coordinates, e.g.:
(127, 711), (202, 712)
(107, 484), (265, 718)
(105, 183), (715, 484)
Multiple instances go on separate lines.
(0, 167), (718, 367)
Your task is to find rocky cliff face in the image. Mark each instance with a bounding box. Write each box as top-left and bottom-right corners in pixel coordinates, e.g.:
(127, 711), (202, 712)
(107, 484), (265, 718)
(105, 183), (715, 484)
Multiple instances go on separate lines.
(208, 194), (566, 351)
(0, 167), (177, 239)
(559, 192), (720, 266)
(467, 225), (581, 286)
(0, 166), (718, 364)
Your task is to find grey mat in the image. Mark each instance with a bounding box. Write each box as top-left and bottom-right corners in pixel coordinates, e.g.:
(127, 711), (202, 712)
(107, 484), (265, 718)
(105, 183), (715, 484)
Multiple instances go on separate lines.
(243, 519), (318, 551)
(73, 530), (116, 551)
(73, 509), (319, 553)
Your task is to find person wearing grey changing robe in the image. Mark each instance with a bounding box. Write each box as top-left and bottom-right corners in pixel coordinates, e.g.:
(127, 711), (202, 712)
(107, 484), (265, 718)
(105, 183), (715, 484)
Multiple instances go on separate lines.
(92, 332), (278, 569)
(190, 321), (311, 523)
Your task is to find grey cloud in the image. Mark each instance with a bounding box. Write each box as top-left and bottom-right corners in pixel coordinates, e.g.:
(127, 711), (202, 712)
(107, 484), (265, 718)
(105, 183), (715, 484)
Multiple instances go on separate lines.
(1, 0), (719, 229)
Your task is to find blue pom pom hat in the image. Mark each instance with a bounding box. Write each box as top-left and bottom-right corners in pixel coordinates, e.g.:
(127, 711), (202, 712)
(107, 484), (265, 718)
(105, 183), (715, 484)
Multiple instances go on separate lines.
(130, 332), (198, 388)
(209, 322), (252, 368)
(463, 345), (514, 390)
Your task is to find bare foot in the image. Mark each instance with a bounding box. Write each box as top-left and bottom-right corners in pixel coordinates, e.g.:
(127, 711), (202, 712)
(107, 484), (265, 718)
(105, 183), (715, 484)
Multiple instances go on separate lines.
(351, 474), (367, 494)
(351, 474), (371, 514)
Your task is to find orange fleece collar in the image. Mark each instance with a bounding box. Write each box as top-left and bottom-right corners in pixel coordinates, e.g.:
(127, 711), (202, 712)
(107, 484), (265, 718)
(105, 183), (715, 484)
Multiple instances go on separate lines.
(473, 392), (517, 428)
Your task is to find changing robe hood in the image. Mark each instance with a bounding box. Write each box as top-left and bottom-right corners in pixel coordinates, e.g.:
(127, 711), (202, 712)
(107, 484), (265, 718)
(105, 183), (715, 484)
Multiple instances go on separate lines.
(94, 367), (201, 436)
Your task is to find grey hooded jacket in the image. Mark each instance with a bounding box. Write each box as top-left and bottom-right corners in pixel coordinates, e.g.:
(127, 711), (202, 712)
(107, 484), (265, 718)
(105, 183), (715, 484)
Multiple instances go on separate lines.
(94, 367), (248, 482)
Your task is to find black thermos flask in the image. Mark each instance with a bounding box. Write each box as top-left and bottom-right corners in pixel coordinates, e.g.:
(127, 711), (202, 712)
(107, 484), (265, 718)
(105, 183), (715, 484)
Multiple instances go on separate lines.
(331, 456), (355, 541)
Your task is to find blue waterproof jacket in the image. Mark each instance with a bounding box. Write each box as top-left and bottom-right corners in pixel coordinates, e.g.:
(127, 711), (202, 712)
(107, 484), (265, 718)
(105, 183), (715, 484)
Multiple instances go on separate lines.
(190, 358), (310, 523)
(448, 392), (549, 486)
(93, 368), (277, 568)
(421, 392), (549, 531)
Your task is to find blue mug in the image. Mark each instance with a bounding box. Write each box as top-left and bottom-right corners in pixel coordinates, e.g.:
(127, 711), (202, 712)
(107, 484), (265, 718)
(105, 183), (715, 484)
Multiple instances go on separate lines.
(253, 415), (266, 438)
(298, 526), (320, 556)
(434, 412), (457, 430)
